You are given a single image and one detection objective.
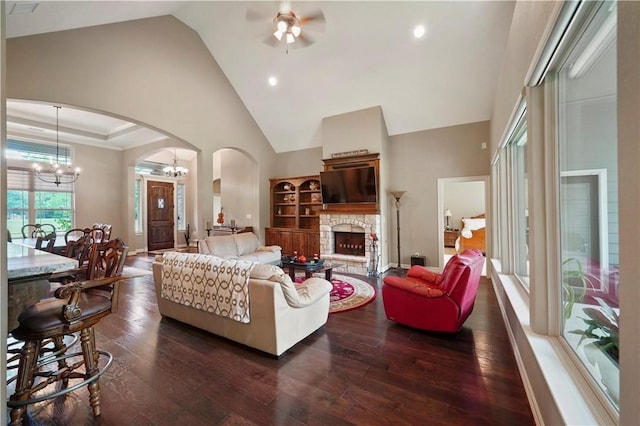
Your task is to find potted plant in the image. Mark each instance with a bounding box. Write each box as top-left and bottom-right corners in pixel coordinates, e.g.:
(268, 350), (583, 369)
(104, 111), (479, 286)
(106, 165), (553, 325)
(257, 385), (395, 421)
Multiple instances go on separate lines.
(570, 296), (619, 363)
(570, 296), (619, 403)
(562, 257), (590, 319)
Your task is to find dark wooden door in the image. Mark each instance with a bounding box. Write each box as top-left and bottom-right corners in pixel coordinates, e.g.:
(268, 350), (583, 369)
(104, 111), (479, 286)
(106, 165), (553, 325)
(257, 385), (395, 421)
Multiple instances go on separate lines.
(147, 181), (174, 251)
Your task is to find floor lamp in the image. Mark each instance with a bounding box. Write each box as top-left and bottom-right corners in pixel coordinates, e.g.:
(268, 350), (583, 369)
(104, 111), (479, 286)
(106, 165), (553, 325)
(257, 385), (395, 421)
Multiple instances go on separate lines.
(390, 191), (406, 269)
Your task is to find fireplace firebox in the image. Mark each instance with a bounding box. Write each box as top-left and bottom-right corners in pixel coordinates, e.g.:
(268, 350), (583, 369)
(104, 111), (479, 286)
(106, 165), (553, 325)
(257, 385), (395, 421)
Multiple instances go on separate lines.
(334, 231), (365, 256)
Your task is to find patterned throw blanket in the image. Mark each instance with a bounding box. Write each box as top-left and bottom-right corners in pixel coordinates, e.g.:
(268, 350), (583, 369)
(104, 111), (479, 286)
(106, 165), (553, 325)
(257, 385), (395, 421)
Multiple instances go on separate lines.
(161, 252), (253, 323)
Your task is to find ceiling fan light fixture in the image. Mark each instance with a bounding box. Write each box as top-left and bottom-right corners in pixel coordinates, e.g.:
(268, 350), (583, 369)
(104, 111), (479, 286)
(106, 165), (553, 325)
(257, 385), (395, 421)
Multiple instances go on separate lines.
(286, 33), (295, 44)
(277, 20), (288, 32)
(291, 25), (301, 37)
(273, 30), (283, 40)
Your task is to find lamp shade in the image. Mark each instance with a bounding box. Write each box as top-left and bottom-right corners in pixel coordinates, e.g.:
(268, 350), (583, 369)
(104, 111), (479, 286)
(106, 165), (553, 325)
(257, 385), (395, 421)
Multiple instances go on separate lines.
(445, 209), (452, 217)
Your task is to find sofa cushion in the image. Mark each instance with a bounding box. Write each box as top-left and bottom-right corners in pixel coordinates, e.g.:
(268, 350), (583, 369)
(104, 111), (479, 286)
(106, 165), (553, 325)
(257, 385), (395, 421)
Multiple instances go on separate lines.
(204, 235), (238, 258)
(233, 233), (260, 256)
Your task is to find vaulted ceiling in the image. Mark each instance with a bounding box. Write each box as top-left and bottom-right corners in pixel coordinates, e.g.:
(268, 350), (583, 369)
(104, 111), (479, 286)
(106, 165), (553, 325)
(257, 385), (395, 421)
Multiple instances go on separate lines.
(5, 1), (515, 154)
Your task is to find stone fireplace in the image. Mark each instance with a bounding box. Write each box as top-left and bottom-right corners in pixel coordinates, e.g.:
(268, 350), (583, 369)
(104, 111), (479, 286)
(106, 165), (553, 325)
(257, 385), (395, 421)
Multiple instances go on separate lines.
(319, 213), (382, 276)
(334, 231), (365, 256)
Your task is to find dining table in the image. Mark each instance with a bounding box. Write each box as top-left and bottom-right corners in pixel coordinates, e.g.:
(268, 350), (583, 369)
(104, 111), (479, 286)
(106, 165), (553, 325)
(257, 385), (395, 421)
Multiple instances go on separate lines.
(6, 242), (77, 333)
(11, 236), (68, 255)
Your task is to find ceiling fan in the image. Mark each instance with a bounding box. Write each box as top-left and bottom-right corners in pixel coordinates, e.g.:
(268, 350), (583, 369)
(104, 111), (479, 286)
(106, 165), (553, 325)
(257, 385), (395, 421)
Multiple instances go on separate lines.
(247, 3), (325, 52)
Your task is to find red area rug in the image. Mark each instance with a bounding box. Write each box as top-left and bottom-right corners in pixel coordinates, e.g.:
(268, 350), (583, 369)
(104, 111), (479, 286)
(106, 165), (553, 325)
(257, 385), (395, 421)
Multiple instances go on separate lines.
(296, 274), (376, 314)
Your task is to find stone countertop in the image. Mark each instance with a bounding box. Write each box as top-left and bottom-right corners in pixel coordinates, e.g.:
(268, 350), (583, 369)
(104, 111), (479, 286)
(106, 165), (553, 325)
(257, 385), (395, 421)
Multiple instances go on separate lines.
(7, 242), (77, 280)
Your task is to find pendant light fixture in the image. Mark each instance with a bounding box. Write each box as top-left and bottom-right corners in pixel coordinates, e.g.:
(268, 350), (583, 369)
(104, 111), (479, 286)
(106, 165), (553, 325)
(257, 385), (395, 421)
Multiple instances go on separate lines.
(33, 105), (81, 186)
(163, 149), (188, 178)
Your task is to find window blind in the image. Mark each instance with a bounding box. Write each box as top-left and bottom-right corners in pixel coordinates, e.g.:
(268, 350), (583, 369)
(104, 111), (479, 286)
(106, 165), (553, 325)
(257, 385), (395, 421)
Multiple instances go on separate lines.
(7, 168), (74, 192)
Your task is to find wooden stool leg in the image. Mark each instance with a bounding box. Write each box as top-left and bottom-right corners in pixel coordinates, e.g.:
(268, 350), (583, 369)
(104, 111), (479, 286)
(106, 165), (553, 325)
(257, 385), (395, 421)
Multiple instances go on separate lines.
(80, 327), (102, 417)
(9, 340), (41, 426)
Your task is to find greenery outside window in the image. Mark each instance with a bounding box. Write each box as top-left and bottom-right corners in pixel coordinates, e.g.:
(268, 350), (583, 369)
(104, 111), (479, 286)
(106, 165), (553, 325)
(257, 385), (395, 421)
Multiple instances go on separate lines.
(7, 169), (74, 237)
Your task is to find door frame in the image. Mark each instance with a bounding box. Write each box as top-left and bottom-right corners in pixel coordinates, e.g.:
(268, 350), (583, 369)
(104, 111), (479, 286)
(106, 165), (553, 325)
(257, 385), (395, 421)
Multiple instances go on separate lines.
(437, 175), (490, 273)
(140, 175), (179, 252)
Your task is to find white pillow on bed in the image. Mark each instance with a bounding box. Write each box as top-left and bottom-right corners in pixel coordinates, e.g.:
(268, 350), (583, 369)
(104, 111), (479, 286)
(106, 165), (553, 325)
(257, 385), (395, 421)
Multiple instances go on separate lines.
(462, 218), (485, 231)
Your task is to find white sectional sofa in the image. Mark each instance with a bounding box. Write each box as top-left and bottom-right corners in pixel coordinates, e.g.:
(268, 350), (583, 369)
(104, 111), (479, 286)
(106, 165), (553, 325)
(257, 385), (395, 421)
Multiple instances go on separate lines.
(153, 252), (332, 356)
(197, 232), (281, 264)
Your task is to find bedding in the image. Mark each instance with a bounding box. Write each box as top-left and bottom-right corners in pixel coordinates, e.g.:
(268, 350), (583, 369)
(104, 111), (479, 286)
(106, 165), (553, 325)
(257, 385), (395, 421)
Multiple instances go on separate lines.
(457, 214), (486, 253)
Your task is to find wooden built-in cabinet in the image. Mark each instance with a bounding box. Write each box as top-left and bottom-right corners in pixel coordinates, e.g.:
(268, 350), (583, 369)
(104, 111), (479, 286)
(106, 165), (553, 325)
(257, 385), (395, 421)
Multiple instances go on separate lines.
(267, 175), (321, 257)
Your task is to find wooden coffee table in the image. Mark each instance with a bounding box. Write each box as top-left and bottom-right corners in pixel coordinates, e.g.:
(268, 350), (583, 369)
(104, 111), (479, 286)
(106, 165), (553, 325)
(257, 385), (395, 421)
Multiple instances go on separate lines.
(279, 261), (343, 281)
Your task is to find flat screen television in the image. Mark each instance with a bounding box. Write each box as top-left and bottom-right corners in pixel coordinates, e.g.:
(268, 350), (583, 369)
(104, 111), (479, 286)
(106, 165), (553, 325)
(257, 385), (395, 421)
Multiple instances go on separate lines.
(320, 166), (377, 204)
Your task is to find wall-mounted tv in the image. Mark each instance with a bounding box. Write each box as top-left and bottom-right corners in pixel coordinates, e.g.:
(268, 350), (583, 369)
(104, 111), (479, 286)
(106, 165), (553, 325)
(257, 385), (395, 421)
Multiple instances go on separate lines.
(320, 166), (377, 204)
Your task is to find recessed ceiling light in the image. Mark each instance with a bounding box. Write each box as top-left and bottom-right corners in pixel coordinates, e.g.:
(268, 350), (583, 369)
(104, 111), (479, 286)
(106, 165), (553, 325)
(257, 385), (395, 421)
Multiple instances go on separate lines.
(268, 76), (278, 87)
(413, 25), (426, 39)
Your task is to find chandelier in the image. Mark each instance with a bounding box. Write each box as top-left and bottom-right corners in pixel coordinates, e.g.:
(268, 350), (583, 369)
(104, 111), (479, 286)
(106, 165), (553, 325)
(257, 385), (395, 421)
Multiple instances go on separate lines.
(273, 11), (302, 44)
(33, 106), (81, 186)
(163, 150), (188, 178)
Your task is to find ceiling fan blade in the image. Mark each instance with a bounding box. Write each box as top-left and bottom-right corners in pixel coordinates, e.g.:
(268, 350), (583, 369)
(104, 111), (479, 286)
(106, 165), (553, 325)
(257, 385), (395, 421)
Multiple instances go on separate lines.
(300, 10), (324, 24)
(295, 33), (315, 48)
(262, 35), (280, 48)
(300, 10), (325, 33)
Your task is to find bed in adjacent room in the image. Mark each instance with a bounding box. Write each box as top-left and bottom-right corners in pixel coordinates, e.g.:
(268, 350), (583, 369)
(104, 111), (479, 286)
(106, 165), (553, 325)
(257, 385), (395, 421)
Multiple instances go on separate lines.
(456, 214), (486, 255)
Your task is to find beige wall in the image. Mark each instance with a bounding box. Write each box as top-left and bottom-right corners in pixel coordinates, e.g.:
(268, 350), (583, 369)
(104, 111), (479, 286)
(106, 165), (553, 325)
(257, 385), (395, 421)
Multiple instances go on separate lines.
(219, 149), (257, 230)
(388, 121), (490, 266)
(322, 106), (386, 159)
(6, 16), (276, 244)
(73, 144), (124, 234)
(490, 0), (557, 154)
(271, 147), (323, 178)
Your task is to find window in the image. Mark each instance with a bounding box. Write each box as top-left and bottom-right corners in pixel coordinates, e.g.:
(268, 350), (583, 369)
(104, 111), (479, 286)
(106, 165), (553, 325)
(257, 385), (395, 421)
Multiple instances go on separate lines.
(176, 183), (185, 231)
(134, 178), (142, 233)
(509, 118), (529, 285)
(7, 169), (74, 237)
(556, 1), (619, 409)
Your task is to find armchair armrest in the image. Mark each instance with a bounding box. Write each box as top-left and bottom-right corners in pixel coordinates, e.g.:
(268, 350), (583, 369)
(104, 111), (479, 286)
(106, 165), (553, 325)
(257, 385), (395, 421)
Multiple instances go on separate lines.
(53, 275), (123, 322)
(407, 265), (443, 286)
(295, 277), (332, 306)
(383, 276), (445, 298)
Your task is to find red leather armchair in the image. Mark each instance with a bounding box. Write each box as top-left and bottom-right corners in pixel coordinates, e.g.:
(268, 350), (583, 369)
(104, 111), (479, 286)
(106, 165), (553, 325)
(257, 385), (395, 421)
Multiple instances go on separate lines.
(382, 249), (485, 333)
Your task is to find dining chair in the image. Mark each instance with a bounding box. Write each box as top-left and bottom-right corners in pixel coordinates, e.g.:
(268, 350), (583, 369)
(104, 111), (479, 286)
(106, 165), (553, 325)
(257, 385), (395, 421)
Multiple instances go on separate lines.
(21, 223), (56, 239)
(64, 227), (93, 244)
(64, 235), (94, 267)
(34, 232), (57, 252)
(7, 238), (128, 425)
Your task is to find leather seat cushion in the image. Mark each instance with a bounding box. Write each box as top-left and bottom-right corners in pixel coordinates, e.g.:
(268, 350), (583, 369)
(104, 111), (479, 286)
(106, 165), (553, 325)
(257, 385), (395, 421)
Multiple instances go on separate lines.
(12, 293), (112, 341)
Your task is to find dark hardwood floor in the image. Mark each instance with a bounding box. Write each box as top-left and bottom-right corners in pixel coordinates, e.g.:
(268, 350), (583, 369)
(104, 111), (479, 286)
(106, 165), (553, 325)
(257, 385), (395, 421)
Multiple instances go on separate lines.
(10, 254), (534, 425)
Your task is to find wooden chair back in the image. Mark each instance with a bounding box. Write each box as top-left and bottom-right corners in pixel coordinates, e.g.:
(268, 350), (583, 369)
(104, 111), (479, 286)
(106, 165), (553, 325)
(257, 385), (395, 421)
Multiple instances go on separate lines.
(35, 232), (57, 252)
(84, 238), (128, 311)
(63, 234), (94, 267)
(21, 223), (56, 238)
(64, 227), (93, 244)
(90, 223), (112, 243)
